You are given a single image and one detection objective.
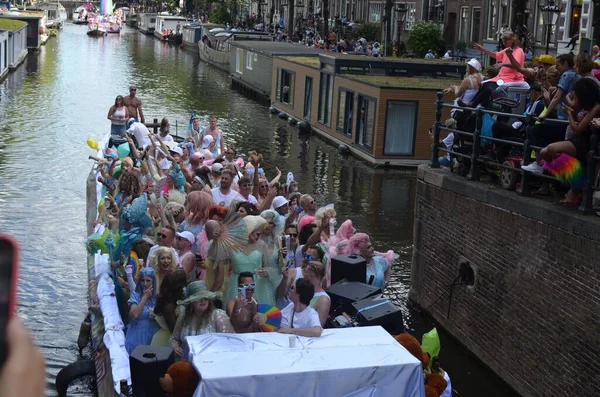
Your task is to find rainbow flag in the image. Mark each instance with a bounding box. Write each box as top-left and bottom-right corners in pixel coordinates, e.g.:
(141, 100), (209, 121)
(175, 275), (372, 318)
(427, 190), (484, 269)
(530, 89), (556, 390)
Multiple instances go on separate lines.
(542, 153), (585, 188)
(100, 0), (113, 15)
(128, 251), (142, 284)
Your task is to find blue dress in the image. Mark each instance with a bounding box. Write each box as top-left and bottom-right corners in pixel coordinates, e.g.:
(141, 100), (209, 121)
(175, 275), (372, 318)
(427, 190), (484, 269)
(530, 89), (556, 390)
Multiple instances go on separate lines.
(367, 256), (390, 290)
(125, 292), (160, 355)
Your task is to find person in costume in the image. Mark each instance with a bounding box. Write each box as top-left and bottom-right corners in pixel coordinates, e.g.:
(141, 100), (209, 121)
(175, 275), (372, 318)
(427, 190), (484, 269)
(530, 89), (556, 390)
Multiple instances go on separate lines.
(170, 281), (234, 358)
(148, 246), (177, 291)
(125, 267), (160, 354)
(151, 269), (187, 347)
(253, 210), (285, 306)
(347, 233), (395, 290)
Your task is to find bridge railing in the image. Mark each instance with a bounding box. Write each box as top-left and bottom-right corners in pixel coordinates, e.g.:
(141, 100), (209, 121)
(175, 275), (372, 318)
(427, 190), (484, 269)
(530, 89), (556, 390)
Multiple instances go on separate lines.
(431, 92), (600, 214)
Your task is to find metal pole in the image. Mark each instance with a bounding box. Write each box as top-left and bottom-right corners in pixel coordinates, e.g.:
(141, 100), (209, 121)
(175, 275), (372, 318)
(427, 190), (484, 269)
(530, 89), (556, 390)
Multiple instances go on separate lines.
(431, 91), (444, 168)
(545, 24), (551, 54)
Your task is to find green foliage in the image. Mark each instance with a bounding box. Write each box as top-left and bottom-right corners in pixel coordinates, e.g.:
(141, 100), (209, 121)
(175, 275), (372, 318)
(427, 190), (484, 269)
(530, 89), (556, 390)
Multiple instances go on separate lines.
(209, 7), (231, 24)
(407, 22), (444, 57)
(455, 40), (467, 53)
(354, 23), (382, 42)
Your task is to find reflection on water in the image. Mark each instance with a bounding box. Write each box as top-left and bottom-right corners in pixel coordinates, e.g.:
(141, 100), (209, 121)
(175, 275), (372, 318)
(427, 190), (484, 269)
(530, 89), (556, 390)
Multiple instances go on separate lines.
(0, 24), (513, 397)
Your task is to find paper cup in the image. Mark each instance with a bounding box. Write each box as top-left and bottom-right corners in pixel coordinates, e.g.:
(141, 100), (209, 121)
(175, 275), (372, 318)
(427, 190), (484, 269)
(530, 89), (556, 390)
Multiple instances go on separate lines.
(289, 336), (296, 348)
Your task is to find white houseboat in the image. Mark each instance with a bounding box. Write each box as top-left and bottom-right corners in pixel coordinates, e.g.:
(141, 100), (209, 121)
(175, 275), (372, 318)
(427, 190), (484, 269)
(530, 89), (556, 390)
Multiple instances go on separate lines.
(137, 12), (157, 35)
(153, 15), (187, 40)
(198, 30), (272, 72)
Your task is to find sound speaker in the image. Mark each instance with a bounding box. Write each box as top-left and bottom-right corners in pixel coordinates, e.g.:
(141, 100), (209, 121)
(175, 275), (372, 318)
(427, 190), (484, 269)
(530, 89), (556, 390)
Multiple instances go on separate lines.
(330, 254), (367, 285)
(352, 295), (404, 334)
(326, 279), (381, 316)
(130, 345), (174, 397)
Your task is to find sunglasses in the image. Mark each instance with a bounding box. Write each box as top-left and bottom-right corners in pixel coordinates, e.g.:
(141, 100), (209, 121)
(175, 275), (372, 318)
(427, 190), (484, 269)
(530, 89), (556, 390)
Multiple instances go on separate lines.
(239, 283), (256, 289)
(304, 254), (315, 261)
(287, 233), (298, 238)
(157, 232), (168, 239)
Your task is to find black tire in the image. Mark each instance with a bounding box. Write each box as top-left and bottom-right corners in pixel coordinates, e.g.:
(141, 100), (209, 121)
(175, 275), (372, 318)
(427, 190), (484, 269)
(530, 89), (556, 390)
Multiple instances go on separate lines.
(55, 359), (96, 396)
(500, 160), (518, 191)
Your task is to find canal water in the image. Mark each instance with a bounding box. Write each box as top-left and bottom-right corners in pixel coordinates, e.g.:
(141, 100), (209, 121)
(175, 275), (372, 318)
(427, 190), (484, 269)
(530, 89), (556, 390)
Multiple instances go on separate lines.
(0, 24), (516, 396)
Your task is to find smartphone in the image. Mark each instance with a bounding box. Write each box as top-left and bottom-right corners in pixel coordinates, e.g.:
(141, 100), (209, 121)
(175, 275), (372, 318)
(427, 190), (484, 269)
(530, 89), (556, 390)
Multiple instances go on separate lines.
(237, 286), (246, 299)
(294, 206), (304, 213)
(0, 235), (19, 369)
(280, 235), (288, 248)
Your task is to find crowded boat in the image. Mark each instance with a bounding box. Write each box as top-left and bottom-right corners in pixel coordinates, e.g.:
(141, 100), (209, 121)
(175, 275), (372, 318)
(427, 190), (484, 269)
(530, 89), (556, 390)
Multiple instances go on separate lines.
(83, 85), (452, 396)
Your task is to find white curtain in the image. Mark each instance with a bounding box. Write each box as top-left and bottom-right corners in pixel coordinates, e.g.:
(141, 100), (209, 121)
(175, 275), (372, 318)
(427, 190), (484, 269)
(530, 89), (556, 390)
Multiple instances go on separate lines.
(384, 101), (417, 155)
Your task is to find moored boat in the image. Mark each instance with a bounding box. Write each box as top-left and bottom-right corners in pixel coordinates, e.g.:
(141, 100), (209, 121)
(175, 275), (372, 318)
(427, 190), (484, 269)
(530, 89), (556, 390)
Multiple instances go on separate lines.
(153, 14), (187, 41)
(137, 12), (157, 34)
(182, 22), (224, 53)
(198, 29), (272, 72)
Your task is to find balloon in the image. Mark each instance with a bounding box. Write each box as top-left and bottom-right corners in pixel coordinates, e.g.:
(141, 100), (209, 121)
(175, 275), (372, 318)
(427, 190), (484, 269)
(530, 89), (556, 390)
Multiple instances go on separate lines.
(421, 328), (441, 366)
(117, 142), (131, 159)
(87, 138), (99, 150)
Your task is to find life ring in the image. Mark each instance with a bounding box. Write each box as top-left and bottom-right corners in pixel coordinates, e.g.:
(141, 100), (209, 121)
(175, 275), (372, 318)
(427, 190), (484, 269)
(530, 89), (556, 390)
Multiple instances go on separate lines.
(55, 359), (96, 396)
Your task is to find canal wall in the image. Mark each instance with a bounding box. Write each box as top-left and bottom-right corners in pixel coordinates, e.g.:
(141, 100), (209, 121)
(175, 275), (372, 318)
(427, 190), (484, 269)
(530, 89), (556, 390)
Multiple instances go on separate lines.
(410, 165), (599, 397)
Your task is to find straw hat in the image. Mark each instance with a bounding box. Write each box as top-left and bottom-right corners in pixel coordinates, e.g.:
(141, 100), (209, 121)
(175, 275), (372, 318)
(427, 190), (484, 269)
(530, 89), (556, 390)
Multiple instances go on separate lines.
(177, 281), (219, 305)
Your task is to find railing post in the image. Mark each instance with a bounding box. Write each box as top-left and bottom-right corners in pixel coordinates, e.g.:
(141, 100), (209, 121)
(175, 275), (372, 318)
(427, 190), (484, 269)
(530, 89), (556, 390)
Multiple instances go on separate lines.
(430, 91), (444, 168)
(153, 118), (158, 135)
(579, 133), (598, 214)
(467, 109), (482, 181)
(517, 139), (532, 196)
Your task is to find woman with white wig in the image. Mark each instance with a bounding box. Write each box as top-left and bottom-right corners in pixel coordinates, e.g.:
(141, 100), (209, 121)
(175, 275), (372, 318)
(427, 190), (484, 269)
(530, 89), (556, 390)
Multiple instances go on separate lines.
(253, 209), (285, 306)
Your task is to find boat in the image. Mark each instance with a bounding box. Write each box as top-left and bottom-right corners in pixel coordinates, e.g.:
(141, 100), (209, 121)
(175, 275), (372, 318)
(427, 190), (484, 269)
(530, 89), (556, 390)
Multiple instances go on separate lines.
(72, 5), (93, 24)
(86, 22), (106, 36)
(198, 29), (272, 72)
(137, 12), (157, 35)
(29, 1), (65, 29)
(161, 31), (182, 44)
(182, 22), (224, 53)
(153, 15), (187, 41)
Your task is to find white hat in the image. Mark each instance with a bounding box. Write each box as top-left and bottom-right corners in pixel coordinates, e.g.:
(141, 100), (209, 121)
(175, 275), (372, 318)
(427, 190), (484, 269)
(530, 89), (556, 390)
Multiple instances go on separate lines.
(211, 163), (224, 173)
(169, 146), (183, 156)
(201, 135), (214, 149)
(467, 58), (482, 72)
(271, 196), (287, 209)
(176, 231), (195, 245)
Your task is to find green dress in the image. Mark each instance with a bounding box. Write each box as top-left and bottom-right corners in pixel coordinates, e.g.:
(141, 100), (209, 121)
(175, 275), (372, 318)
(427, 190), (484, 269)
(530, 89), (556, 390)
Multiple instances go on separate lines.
(254, 243), (283, 307)
(225, 251), (263, 303)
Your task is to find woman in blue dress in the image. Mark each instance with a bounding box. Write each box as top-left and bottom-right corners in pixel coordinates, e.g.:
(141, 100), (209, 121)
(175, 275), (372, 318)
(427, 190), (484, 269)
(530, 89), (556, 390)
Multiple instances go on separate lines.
(347, 233), (396, 291)
(125, 267), (160, 354)
(255, 209), (285, 306)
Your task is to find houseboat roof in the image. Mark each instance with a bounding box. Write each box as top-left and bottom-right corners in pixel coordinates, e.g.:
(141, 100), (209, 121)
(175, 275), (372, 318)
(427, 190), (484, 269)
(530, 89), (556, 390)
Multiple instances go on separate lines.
(0, 10), (45, 19)
(156, 15), (187, 20)
(232, 41), (325, 57)
(345, 74), (460, 90)
(0, 18), (27, 30)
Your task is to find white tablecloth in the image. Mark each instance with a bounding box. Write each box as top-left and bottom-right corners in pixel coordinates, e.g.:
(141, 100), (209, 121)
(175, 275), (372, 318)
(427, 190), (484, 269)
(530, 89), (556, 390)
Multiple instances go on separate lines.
(187, 326), (425, 397)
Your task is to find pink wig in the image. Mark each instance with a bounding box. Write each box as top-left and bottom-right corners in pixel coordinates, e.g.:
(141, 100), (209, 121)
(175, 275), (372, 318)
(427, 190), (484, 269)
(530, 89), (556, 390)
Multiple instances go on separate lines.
(298, 216), (315, 235)
(185, 191), (214, 225)
(196, 229), (209, 260)
(336, 219), (355, 240)
(347, 233), (371, 256)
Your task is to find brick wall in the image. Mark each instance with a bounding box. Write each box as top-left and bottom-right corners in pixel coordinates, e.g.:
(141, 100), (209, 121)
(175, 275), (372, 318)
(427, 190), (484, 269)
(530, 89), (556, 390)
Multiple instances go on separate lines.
(410, 166), (600, 397)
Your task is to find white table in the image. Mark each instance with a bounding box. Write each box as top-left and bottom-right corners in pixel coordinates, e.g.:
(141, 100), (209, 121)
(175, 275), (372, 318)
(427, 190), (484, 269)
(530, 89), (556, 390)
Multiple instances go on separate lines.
(187, 326), (425, 397)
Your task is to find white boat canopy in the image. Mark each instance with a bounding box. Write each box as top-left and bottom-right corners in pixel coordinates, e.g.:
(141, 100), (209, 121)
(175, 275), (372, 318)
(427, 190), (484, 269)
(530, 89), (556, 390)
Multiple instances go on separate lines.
(209, 27), (224, 33)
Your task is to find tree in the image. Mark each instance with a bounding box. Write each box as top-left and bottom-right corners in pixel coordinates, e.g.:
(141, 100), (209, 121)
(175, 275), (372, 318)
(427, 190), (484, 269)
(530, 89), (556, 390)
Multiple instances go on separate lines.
(407, 21), (444, 57)
(355, 23), (381, 42)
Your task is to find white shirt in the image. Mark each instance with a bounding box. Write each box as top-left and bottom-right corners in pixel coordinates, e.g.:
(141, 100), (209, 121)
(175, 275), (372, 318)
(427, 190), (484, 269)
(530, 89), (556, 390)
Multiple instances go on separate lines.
(243, 194), (258, 204)
(280, 302), (322, 329)
(442, 133), (454, 161)
(211, 187), (244, 207)
(126, 122), (151, 148)
(147, 245), (180, 265)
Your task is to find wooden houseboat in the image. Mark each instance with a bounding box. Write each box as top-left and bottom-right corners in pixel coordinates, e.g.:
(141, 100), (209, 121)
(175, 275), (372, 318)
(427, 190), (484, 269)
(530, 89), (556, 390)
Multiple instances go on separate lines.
(270, 55), (465, 166)
(198, 30), (272, 72)
(0, 28), (8, 80)
(230, 41), (323, 101)
(137, 13), (157, 35)
(0, 19), (28, 70)
(153, 15), (187, 40)
(0, 11), (46, 50)
(182, 22), (224, 53)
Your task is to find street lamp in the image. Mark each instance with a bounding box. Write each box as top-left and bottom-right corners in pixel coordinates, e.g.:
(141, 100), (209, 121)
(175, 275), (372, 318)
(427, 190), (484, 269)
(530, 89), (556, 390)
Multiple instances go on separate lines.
(395, 3), (407, 47)
(539, 0), (561, 54)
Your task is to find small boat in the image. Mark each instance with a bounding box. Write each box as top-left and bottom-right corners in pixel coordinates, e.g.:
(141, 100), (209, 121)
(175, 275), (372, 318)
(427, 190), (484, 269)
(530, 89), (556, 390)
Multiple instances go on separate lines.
(161, 31), (182, 44)
(87, 27), (107, 36)
(72, 5), (91, 24)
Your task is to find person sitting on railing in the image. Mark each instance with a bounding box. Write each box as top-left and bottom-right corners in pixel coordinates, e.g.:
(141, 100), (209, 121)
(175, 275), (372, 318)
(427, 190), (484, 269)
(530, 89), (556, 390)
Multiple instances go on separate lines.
(442, 58), (482, 119)
(472, 32), (529, 108)
(538, 78), (600, 204)
(522, 54), (579, 174)
(428, 119), (455, 167)
(491, 83), (545, 159)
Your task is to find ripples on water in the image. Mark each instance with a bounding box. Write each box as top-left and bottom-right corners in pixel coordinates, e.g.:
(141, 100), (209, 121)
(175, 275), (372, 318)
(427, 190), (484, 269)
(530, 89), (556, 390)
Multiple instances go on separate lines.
(0, 24), (415, 395)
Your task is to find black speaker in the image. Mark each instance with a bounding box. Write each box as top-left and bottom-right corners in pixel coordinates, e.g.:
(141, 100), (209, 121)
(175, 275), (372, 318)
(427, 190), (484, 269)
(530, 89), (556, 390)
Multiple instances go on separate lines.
(352, 295), (404, 334)
(326, 279), (381, 316)
(130, 345), (174, 397)
(331, 254), (367, 285)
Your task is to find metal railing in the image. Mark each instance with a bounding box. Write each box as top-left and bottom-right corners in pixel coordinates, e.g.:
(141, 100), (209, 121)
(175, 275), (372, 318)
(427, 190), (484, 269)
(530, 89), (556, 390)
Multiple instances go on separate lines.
(430, 92), (600, 214)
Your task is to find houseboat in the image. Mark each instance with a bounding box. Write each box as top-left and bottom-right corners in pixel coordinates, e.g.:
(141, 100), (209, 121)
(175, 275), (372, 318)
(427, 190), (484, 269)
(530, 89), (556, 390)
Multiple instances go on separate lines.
(0, 18), (28, 70)
(0, 10), (47, 50)
(153, 15), (187, 42)
(137, 12), (157, 35)
(198, 30), (272, 72)
(230, 41), (324, 101)
(181, 22), (224, 53)
(0, 29), (8, 80)
(270, 54), (465, 166)
(30, 1), (66, 28)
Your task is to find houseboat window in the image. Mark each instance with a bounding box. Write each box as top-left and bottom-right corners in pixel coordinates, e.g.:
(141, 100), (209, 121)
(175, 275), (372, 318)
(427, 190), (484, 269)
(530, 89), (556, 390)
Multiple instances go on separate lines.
(486, 0), (498, 40)
(356, 95), (375, 149)
(246, 51), (253, 70)
(236, 48), (243, 74)
(337, 89), (353, 137)
(304, 77), (312, 119)
(384, 100), (417, 155)
(318, 73), (333, 126)
(459, 7), (469, 43)
(471, 7), (481, 44)
(278, 69), (294, 106)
